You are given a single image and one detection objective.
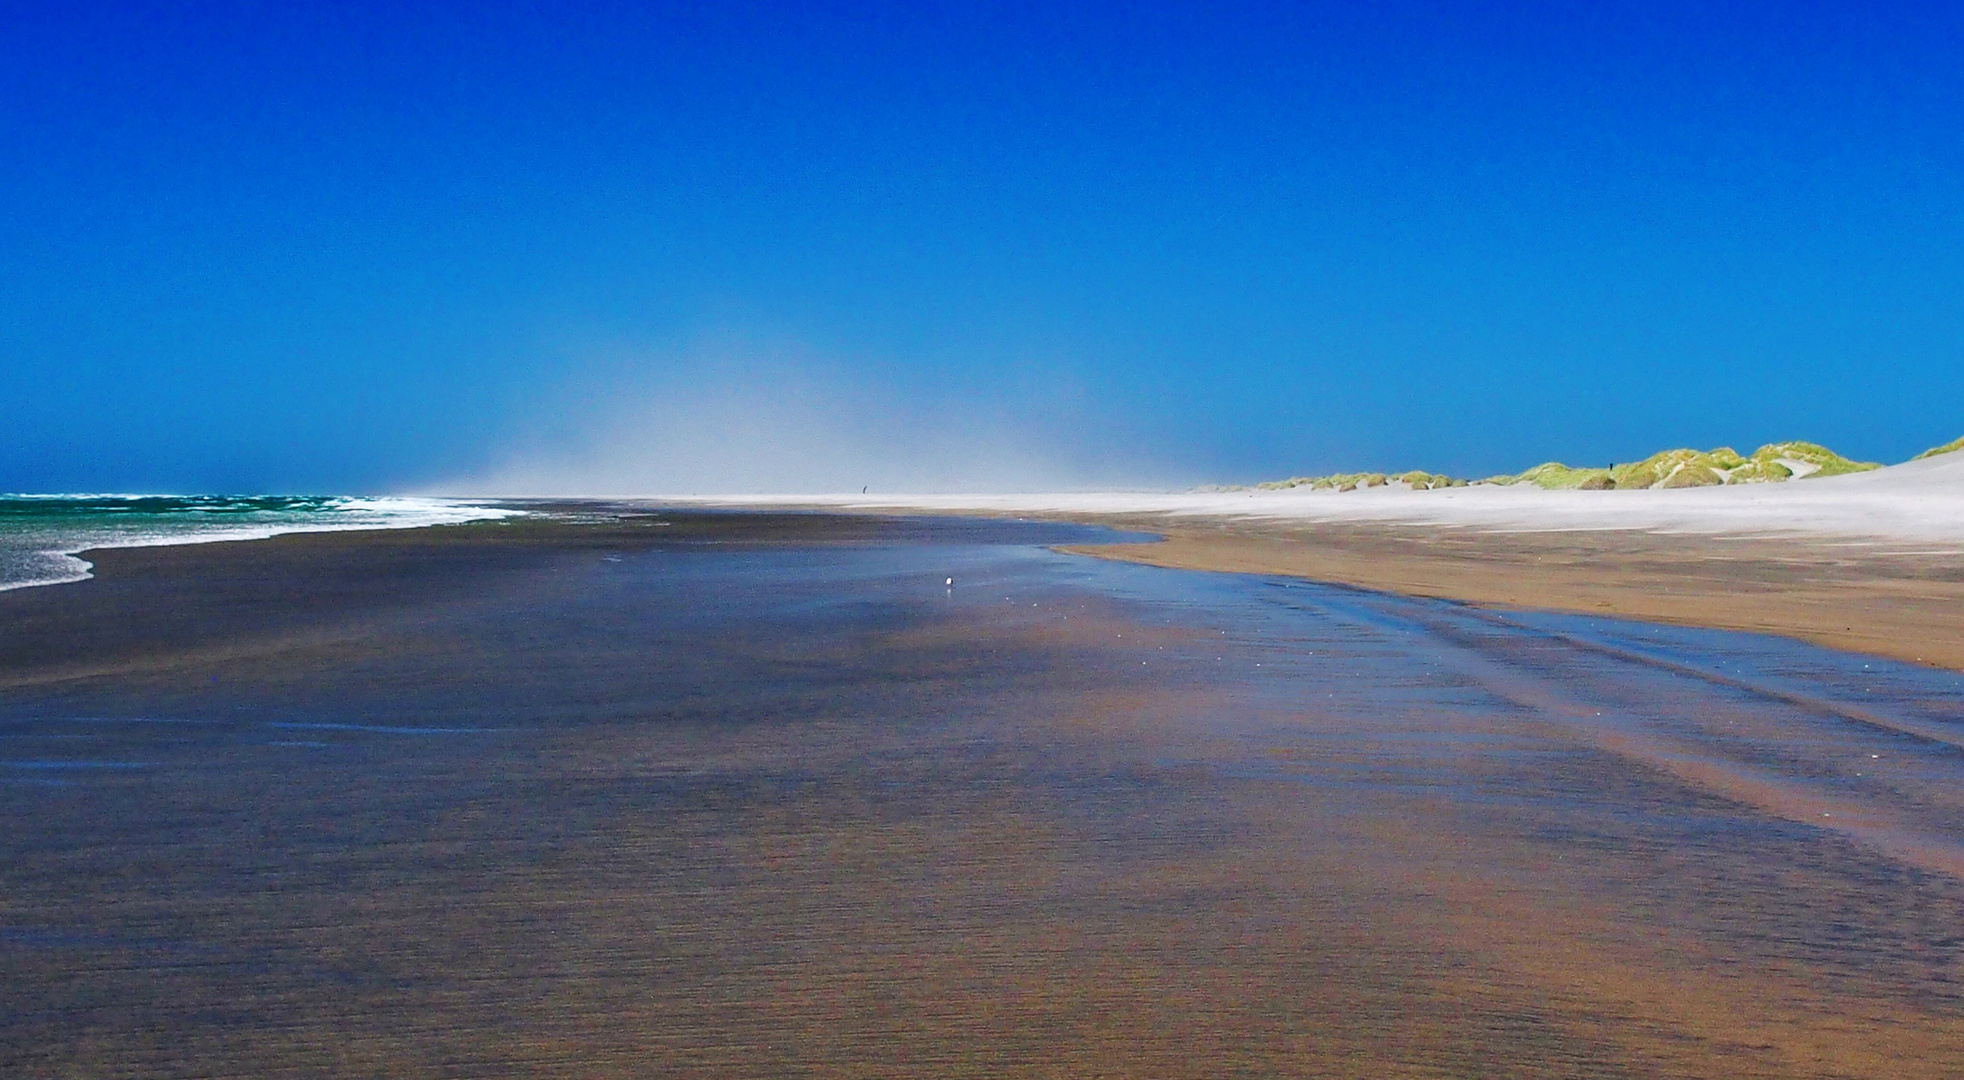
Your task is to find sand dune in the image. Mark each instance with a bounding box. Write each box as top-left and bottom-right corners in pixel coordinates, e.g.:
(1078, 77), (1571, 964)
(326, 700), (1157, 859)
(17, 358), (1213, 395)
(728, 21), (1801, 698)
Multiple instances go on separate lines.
(702, 451), (1964, 544)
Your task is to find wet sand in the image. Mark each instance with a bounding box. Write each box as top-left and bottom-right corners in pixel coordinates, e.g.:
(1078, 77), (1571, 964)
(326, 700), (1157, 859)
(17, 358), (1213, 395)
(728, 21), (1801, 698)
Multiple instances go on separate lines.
(7, 510), (1964, 1077)
(1059, 517), (1964, 673)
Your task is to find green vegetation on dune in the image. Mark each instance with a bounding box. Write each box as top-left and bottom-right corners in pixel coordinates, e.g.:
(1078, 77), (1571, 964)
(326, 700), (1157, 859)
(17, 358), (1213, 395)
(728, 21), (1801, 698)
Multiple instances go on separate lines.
(1256, 470), (1465, 492)
(1238, 438), (1890, 493)
(1726, 457), (1793, 483)
(1395, 471), (1464, 490)
(1661, 463), (1724, 488)
(1497, 441), (1876, 490)
(1513, 462), (1614, 490)
(1915, 434), (1964, 460)
(1606, 448), (1743, 490)
(1751, 441), (1882, 478)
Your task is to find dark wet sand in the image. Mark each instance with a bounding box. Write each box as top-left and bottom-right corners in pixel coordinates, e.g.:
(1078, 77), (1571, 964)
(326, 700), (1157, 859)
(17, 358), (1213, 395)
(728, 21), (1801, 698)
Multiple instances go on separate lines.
(7, 510), (1964, 1077)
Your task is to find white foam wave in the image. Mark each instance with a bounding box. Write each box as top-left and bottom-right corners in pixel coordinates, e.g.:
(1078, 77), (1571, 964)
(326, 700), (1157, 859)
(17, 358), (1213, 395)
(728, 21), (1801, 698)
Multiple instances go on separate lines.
(0, 497), (520, 593)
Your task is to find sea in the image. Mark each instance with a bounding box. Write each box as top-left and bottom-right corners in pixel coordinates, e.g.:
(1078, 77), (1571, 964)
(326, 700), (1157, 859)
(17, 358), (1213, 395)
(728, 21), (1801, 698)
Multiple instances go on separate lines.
(0, 494), (517, 592)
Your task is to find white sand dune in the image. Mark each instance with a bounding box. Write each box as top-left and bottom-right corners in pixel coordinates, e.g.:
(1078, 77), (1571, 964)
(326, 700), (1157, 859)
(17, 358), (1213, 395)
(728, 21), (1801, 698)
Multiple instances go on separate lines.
(687, 451), (1964, 545)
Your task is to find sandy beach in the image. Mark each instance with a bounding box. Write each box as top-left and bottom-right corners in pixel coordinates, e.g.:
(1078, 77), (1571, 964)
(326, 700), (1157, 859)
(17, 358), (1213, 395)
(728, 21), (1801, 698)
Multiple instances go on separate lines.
(1059, 521), (1964, 672)
(7, 510), (1964, 1076)
(683, 451), (1964, 673)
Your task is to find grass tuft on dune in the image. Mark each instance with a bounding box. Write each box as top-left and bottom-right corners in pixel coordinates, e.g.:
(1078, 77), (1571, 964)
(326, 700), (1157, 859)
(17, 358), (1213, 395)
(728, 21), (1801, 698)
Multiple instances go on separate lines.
(1241, 439), (1888, 493)
(1915, 434), (1964, 460)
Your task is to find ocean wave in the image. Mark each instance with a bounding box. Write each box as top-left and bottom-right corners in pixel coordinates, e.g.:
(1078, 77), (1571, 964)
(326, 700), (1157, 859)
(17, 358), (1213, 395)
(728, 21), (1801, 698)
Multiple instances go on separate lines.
(0, 496), (520, 593)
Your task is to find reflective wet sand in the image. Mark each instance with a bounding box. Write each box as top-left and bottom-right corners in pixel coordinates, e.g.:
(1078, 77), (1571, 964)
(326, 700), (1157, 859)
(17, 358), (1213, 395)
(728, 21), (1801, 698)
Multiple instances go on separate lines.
(1062, 516), (1964, 670)
(5, 512), (1964, 1077)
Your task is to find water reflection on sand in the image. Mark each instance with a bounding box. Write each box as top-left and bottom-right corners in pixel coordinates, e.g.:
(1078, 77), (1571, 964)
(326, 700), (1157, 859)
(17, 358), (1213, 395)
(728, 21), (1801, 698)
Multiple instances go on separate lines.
(4, 514), (1964, 1077)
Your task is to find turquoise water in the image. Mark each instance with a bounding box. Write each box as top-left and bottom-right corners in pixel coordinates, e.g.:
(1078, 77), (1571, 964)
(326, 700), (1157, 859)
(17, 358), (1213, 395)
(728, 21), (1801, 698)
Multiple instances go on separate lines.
(0, 494), (516, 591)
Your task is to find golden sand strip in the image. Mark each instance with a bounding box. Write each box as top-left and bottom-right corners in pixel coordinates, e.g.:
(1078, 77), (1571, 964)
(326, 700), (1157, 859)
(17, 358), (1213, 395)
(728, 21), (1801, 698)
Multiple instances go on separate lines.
(1057, 517), (1964, 673)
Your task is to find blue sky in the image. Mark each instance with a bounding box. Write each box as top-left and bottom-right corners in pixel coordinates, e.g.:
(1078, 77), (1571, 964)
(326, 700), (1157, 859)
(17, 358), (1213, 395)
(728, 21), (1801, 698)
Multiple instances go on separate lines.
(3, 2), (1961, 492)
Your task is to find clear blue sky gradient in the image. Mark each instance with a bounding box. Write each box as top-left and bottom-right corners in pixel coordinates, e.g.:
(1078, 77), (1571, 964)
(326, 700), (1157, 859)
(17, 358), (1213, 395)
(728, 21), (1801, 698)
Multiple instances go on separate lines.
(4, 2), (1962, 491)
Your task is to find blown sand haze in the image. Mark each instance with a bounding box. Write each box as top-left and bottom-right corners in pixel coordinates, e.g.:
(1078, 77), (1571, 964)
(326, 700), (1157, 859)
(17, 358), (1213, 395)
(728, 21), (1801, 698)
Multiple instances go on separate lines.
(697, 448), (1964, 545)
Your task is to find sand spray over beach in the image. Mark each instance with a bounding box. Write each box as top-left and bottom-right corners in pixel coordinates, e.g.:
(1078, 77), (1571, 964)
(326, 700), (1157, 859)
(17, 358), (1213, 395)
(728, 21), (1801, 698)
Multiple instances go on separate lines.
(444, 334), (1177, 497)
(692, 445), (1964, 544)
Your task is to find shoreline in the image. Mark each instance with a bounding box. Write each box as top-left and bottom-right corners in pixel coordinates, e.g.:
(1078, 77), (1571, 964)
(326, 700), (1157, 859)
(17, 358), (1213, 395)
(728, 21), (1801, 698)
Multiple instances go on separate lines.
(16, 495), (1964, 675)
(0, 495), (518, 594)
(622, 466), (1964, 674)
(643, 498), (1964, 674)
